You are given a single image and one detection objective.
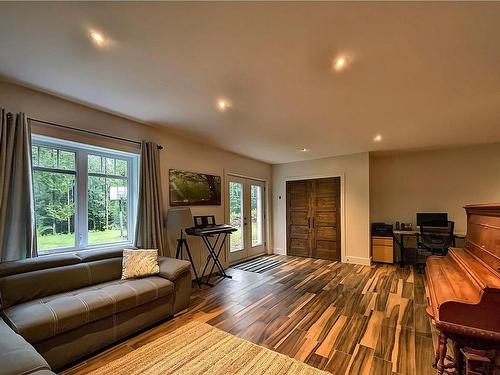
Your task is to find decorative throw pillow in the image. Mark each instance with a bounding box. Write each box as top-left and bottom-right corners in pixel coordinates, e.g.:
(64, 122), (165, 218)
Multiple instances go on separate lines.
(121, 249), (160, 280)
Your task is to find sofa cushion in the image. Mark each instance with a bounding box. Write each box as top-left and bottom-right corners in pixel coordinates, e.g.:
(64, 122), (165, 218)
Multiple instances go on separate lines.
(0, 250), (125, 310)
(0, 253), (80, 278)
(0, 318), (54, 375)
(121, 249), (159, 280)
(76, 248), (124, 262)
(0, 263), (92, 310)
(85, 257), (123, 285)
(2, 276), (173, 343)
(0, 257), (125, 309)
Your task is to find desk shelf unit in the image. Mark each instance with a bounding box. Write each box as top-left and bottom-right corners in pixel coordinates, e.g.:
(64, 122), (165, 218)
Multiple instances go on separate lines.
(372, 236), (394, 264)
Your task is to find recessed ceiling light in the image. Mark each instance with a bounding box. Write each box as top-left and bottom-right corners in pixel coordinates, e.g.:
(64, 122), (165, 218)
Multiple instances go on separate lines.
(373, 135), (383, 142)
(332, 55), (349, 72)
(216, 98), (231, 112)
(299, 148), (310, 152)
(89, 31), (106, 46)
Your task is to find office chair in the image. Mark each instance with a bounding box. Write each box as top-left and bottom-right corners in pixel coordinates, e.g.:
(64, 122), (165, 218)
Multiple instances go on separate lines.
(416, 220), (454, 270)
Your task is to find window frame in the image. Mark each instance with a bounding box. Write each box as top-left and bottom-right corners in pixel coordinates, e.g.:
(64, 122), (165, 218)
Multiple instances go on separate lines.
(32, 135), (139, 255)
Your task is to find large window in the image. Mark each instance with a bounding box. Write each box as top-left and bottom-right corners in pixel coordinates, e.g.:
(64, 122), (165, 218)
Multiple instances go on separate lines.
(32, 136), (139, 254)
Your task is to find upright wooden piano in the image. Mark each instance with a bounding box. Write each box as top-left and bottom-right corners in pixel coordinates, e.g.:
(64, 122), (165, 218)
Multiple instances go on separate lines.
(426, 203), (500, 375)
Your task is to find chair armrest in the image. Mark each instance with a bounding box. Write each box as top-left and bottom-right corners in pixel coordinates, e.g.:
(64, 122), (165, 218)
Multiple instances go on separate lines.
(158, 257), (191, 282)
(0, 317), (54, 375)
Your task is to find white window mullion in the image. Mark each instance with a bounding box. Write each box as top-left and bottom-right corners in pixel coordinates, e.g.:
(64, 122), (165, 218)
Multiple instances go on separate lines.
(129, 156), (138, 245)
(77, 149), (89, 249)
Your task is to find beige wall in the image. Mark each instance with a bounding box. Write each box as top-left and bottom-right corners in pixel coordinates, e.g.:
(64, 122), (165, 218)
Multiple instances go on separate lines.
(272, 152), (371, 265)
(5, 79), (499, 270)
(0, 80), (273, 273)
(370, 143), (500, 233)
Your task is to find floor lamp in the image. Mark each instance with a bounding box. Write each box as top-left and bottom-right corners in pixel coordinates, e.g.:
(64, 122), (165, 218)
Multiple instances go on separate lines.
(166, 207), (201, 288)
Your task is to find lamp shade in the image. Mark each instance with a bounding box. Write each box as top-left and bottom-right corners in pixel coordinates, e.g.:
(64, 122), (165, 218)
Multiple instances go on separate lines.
(166, 207), (193, 232)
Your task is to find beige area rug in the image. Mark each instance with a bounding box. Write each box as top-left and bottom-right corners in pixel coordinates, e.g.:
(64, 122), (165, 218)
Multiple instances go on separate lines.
(90, 321), (330, 375)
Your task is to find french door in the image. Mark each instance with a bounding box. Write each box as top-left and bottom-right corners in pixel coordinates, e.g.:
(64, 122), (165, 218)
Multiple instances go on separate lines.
(227, 176), (266, 264)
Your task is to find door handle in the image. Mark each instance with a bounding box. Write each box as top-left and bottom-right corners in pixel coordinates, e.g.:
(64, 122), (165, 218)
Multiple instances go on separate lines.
(312, 218), (315, 228)
(308, 217), (311, 228)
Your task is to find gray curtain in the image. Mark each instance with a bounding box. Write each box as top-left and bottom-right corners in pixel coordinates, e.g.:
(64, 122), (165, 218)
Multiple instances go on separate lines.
(134, 141), (167, 255)
(0, 109), (37, 262)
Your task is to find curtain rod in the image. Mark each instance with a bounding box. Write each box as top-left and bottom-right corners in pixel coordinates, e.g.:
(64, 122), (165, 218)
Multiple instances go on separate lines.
(28, 117), (164, 150)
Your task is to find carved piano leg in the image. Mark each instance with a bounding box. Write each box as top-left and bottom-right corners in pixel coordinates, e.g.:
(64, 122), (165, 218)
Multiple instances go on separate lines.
(453, 341), (463, 375)
(435, 333), (449, 375)
(433, 333), (460, 375)
(433, 351), (439, 369)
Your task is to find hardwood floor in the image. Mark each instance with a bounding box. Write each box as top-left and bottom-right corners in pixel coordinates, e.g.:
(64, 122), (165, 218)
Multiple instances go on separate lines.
(62, 255), (437, 375)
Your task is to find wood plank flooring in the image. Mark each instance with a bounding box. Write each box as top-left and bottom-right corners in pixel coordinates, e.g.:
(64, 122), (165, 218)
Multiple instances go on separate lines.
(62, 255), (437, 375)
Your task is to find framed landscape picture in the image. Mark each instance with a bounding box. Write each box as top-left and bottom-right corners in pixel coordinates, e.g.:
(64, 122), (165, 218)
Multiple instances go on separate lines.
(169, 169), (221, 206)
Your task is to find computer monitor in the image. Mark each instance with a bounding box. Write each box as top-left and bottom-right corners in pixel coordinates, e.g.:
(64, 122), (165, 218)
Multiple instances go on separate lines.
(416, 213), (448, 227)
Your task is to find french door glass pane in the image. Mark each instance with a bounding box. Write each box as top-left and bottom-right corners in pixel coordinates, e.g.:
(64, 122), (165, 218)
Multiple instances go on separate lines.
(33, 170), (76, 250)
(251, 185), (263, 246)
(88, 176), (128, 245)
(229, 182), (244, 252)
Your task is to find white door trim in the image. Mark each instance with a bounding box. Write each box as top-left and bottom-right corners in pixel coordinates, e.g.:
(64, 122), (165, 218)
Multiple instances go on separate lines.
(282, 173), (346, 263)
(225, 172), (267, 182)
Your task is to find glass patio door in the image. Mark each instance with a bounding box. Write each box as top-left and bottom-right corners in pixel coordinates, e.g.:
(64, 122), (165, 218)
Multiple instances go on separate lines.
(227, 176), (266, 264)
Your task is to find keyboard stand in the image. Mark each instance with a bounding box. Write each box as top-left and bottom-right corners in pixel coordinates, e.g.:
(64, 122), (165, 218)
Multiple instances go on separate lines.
(175, 235), (202, 288)
(199, 232), (233, 286)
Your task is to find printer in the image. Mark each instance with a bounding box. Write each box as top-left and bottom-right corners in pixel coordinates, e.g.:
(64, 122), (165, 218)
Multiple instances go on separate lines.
(371, 222), (393, 237)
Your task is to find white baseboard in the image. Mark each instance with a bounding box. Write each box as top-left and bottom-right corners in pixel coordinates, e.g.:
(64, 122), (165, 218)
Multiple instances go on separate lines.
(272, 248), (371, 265)
(273, 248), (285, 255)
(344, 256), (372, 266)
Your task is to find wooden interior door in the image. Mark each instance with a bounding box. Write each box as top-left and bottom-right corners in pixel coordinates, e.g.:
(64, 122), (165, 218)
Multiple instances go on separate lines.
(286, 180), (311, 257)
(286, 177), (341, 261)
(311, 177), (341, 260)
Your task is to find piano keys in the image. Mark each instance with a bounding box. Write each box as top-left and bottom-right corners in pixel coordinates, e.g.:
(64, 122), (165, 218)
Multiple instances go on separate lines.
(185, 224), (237, 236)
(185, 221), (237, 286)
(425, 203), (500, 375)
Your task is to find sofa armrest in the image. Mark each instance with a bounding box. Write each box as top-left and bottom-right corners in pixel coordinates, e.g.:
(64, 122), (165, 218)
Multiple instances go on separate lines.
(0, 317), (55, 375)
(158, 257), (191, 282)
(157, 257), (192, 313)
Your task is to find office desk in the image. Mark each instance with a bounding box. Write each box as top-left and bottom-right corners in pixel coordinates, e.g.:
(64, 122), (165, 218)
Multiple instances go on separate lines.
(393, 230), (466, 266)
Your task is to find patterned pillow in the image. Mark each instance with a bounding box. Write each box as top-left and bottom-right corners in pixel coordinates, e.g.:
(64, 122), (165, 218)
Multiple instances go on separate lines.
(121, 249), (160, 280)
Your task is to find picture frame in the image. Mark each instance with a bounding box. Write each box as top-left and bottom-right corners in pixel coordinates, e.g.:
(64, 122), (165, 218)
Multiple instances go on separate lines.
(169, 169), (221, 206)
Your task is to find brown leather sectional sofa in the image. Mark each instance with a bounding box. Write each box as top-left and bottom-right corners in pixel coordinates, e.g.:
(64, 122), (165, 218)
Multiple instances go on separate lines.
(0, 248), (192, 373)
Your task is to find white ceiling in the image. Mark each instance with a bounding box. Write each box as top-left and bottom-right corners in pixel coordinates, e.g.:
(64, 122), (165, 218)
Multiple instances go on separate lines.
(1, 2), (499, 164)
